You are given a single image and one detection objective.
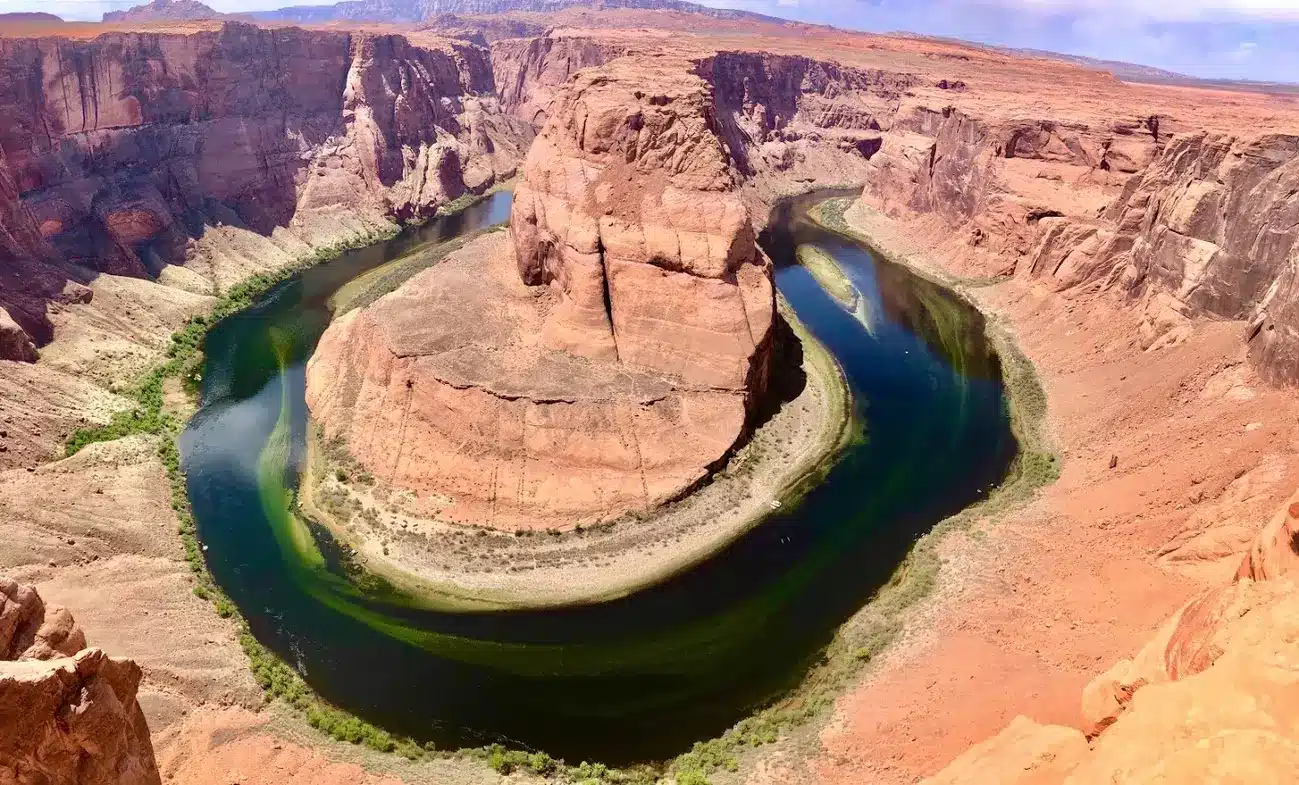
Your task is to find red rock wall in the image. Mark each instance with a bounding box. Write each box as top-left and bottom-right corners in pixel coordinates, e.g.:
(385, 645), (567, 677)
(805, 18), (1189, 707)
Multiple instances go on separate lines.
(509, 56), (775, 400)
(1, 578), (160, 785)
(854, 89), (1299, 385)
(0, 22), (530, 359)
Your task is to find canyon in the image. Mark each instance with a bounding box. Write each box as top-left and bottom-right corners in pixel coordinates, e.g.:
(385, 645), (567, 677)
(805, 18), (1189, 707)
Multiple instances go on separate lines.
(1, 3), (1299, 784)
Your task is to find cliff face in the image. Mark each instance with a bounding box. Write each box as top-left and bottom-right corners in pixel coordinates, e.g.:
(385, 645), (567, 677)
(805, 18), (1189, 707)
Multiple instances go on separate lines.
(855, 90), (1299, 384)
(307, 55), (778, 531)
(0, 579), (160, 785)
(509, 57), (775, 393)
(0, 22), (530, 359)
(490, 34), (627, 126)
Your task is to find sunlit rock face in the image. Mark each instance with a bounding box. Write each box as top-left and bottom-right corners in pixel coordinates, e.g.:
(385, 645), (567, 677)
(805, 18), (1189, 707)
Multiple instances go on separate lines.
(1, 578), (161, 785)
(307, 55), (777, 532)
(0, 21), (530, 354)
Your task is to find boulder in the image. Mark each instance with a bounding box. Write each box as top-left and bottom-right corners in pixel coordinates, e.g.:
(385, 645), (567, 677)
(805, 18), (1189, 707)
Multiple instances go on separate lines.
(0, 307), (37, 363)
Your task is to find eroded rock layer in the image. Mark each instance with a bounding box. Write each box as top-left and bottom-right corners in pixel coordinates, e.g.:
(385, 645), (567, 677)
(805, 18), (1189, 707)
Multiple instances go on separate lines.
(852, 91), (1299, 384)
(0, 579), (160, 785)
(0, 22), (531, 356)
(308, 55), (781, 530)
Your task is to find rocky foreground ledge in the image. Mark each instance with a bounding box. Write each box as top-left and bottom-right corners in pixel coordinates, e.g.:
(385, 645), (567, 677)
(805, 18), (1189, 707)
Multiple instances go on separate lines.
(0, 579), (160, 785)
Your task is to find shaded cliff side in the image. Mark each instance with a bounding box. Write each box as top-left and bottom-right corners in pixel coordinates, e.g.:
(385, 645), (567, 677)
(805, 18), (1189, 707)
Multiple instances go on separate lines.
(0, 21), (530, 359)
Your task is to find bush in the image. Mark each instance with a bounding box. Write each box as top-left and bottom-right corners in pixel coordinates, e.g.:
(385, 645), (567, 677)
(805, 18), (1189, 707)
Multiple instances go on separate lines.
(528, 751), (557, 775)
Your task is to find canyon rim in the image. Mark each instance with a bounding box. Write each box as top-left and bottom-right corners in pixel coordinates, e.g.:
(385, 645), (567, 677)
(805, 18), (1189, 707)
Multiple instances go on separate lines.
(2, 2), (1299, 784)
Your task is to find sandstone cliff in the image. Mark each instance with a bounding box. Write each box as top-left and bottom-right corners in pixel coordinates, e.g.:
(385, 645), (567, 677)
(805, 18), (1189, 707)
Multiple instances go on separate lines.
(854, 88), (1299, 384)
(307, 55), (778, 531)
(305, 40), (951, 531)
(0, 22), (530, 360)
(0, 578), (160, 785)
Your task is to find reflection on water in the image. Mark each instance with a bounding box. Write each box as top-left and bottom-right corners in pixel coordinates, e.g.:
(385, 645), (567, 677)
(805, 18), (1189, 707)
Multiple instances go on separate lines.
(181, 190), (1015, 764)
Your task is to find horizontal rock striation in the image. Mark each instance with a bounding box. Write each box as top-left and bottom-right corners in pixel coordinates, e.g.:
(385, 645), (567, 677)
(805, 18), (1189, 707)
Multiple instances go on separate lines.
(0, 22), (530, 358)
(854, 87), (1299, 384)
(307, 43), (937, 532)
(309, 54), (784, 530)
(1, 578), (160, 785)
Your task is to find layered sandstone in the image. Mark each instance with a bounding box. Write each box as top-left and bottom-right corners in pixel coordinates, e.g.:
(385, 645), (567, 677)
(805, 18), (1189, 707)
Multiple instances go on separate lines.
(1, 579), (160, 785)
(307, 55), (778, 531)
(854, 89), (1299, 384)
(921, 491), (1299, 783)
(0, 22), (529, 356)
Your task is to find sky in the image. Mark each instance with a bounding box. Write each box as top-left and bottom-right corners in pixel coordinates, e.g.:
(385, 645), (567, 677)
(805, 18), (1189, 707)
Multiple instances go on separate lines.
(3, 0), (1298, 82)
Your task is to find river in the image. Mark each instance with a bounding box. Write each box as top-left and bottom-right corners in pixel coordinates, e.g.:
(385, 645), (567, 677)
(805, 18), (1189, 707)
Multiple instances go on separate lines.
(180, 190), (1015, 764)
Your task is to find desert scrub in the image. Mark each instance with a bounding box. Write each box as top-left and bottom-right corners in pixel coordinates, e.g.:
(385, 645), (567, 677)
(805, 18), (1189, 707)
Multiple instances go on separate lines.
(60, 222), (448, 760)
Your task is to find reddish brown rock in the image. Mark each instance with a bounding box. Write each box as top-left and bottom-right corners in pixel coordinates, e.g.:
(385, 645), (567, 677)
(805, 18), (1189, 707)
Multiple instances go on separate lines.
(0, 307), (37, 363)
(308, 53), (793, 530)
(0, 579), (160, 785)
(510, 57), (774, 391)
(307, 232), (751, 530)
(0, 22), (530, 351)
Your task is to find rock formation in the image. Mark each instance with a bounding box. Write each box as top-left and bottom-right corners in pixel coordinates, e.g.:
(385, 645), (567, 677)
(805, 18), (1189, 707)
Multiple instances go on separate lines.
(0, 579), (160, 785)
(0, 22), (530, 356)
(304, 41), (976, 533)
(855, 94), (1299, 385)
(102, 0), (222, 23)
(307, 55), (778, 530)
(920, 484), (1299, 784)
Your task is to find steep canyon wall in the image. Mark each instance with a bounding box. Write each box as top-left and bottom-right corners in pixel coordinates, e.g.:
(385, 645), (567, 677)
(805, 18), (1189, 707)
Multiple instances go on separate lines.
(853, 90), (1299, 383)
(0, 22), (530, 358)
(305, 46), (924, 530)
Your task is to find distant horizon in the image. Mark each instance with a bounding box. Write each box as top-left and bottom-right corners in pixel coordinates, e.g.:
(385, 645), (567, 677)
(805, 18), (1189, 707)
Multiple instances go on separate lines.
(3, 0), (1297, 83)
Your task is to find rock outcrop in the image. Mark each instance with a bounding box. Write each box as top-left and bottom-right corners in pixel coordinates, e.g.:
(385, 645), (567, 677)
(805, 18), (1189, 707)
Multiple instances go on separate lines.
(1, 579), (160, 785)
(922, 488), (1299, 784)
(0, 22), (530, 356)
(102, 0), (222, 23)
(307, 55), (778, 531)
(856, 92), (1299, 384)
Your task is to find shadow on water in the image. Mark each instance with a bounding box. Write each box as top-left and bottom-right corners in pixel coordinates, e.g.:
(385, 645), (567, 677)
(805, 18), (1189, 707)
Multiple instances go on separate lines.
(181, 190), (1016, 764)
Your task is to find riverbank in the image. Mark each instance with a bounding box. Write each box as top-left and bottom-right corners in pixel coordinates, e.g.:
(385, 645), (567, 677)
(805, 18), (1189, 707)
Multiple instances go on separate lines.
(298, 262), (856, 610)
(798, 199), (1299, 785)
(0, 186), (540, 776)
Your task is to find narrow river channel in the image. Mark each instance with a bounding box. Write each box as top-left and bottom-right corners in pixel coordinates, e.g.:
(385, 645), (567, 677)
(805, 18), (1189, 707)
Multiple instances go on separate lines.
(180, 191), (1015, 764)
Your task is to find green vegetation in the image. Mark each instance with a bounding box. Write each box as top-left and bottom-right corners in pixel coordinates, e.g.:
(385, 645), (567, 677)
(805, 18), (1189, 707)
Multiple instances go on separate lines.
(647, 194), (1064, 785)
(58, 223), (454, 760)
(796, 243), (859, 308)
(54, 190), (1058, 785)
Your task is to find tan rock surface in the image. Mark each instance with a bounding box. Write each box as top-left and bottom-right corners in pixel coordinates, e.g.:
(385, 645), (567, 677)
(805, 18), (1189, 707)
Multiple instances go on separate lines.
(5, 12), (1299, 785)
